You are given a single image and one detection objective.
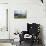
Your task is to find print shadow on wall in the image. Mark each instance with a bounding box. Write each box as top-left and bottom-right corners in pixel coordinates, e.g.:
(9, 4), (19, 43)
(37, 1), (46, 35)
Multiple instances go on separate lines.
(14, 9), (27, 18)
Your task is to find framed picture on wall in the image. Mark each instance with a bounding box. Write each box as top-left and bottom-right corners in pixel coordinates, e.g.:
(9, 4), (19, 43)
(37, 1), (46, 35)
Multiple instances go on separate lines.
(14, 9), (27, 18)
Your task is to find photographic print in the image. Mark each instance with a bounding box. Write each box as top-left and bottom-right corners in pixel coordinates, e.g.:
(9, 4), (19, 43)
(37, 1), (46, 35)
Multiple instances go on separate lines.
(14, 9), (27, 18)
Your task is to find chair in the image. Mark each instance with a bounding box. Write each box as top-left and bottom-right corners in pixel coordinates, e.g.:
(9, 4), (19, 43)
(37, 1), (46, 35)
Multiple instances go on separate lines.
(19, 23), (40, 46)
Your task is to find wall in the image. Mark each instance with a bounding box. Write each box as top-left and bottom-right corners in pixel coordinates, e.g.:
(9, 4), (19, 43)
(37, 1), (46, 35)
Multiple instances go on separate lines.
(8, 0), (46, 45)
(8, 0), (43, 36)
(8, 0), (46, 46)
